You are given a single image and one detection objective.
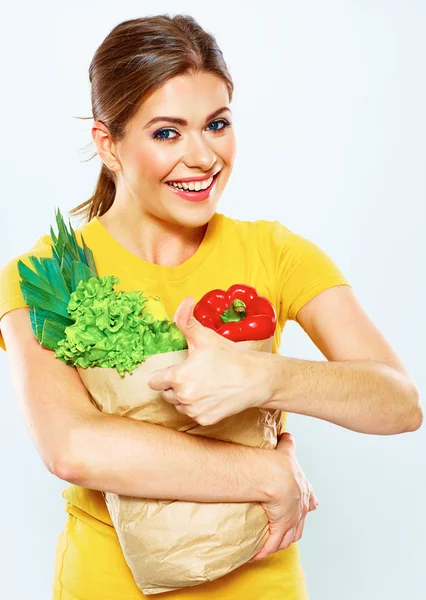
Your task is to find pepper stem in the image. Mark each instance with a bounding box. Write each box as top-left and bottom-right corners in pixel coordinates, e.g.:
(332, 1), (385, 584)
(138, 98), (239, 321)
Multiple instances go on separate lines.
(220, 299), (246, 323)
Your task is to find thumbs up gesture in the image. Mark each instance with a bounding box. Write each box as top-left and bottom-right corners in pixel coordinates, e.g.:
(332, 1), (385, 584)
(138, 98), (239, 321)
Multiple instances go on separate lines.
(147, 296), (270, 426)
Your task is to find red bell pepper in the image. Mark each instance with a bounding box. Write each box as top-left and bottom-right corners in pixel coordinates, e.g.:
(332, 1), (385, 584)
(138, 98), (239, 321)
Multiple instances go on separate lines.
(194, 284), (276, 342)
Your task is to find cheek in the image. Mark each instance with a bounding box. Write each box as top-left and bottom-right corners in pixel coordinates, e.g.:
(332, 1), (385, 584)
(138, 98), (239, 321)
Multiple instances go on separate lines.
(218, 133), (237, 166)
(130, 144), (177, 182)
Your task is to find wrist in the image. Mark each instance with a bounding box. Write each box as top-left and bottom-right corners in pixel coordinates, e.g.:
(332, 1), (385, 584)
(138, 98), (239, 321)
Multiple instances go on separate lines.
(255, 447), (285, 502)
(258, 352), (292, 410)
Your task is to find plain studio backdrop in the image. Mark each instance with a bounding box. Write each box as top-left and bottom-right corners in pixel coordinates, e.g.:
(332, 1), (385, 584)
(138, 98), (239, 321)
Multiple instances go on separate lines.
(0, 1), (425, 598)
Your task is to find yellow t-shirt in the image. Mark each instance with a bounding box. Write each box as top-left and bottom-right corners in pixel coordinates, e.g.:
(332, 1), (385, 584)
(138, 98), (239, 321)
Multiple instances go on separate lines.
(0, 211), (351, 599)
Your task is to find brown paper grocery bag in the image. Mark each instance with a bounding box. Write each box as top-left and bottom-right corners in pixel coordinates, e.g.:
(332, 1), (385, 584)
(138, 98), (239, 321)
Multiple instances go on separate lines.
(77, 336), (281, 595)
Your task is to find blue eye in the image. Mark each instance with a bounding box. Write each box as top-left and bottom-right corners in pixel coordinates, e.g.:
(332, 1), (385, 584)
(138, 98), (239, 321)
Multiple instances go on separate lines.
(152, 119), (231, 142)
(153, 129), (178, 141)
(206, 119), (230, 132)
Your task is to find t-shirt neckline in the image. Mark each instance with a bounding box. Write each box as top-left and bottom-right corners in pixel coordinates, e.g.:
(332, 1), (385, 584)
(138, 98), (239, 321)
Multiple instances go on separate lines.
(85, 211), (223, 282)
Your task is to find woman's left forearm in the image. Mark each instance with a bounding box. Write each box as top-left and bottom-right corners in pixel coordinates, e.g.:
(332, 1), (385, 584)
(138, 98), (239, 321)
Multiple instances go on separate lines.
(258, 353), (422, 435)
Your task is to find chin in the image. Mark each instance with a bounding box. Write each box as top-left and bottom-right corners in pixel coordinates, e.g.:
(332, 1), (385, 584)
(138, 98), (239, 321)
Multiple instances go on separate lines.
(172, 203), (217, 226)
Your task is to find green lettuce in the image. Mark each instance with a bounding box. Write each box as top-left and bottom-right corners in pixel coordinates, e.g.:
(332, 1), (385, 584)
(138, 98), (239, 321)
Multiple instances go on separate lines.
(54, 275), (188, 376)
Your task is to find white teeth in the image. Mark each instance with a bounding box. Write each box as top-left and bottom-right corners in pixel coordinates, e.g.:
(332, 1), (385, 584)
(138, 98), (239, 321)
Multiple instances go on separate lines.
(167, 175), (215, 191)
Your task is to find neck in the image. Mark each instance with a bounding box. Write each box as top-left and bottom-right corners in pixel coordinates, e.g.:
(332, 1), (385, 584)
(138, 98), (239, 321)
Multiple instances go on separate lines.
(97, 204), (209, 267)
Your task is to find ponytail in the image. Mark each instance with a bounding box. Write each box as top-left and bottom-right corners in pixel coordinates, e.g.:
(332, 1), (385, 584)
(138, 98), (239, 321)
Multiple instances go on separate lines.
(69, 163), (116, 224)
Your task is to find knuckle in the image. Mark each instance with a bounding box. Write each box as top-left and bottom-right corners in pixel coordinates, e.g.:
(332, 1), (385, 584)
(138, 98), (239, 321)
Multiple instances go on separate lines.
(196, 414), (212, 426)
(169, 367), (180, 384)
(177, 389), (193, 404)
(185, 405), (199, 419)
(280, 538), (292, 550)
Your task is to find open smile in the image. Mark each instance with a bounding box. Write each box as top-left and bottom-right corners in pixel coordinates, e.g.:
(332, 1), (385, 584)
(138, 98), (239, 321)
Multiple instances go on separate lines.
(164, 171), (220, 202)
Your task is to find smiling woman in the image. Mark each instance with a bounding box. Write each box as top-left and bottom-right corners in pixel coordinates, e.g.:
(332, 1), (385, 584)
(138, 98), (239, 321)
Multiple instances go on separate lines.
(0, 13), (315, 600)
(83, 70), (236, 266)
(0, 10), (421, 600)
(69, 16), (237, 270)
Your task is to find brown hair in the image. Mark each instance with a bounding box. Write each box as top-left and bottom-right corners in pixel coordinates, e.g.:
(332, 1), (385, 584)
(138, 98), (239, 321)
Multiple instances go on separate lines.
(69, 14), (234, 224)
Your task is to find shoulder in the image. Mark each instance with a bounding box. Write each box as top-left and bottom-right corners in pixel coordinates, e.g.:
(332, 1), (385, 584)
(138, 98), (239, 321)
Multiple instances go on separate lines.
(0, 233), (53, 274)
(219, 213), (293, 245)
(0, 232), (53, 292)
(0, 234), (54, 350)
(0, 219), (89, 351)
(0, 215), (91, 281)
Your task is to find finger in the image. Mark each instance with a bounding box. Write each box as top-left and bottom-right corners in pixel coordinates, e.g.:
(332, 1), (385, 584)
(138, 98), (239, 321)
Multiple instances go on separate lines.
(277, 526), (297, 551)
(293, 514), (306, 543)
(175, 403), (188, 415)
(308, 491), (319, 512)
(161, 388), (180, 406)
(147, 368), (175, 391)
(249, 524), (291, 562)
(278, 431), (296, 449)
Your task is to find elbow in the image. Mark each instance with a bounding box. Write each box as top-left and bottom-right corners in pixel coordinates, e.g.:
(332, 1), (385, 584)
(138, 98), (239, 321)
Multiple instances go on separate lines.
(51, 456), (78, 482)
(401, 384), (423, 433)
(48, 441), (89, 484)
(52, 456), (92, 486)
(380, 383), (423, 435)
(406, 406), (423, 433)
(48, 425), (93, 484)
(40, 448), (79, 482)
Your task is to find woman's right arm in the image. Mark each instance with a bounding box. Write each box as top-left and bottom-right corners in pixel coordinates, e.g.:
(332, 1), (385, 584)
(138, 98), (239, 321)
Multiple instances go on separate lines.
(1, 308), (283, 503)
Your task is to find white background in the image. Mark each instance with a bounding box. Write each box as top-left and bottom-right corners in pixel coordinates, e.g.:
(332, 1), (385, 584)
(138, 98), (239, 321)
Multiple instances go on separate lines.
(0, 1), (425, 598)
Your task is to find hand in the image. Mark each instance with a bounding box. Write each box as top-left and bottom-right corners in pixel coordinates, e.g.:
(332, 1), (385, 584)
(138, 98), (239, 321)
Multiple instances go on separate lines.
(147, 296), (268, 426)
(249, 432), (318, 562)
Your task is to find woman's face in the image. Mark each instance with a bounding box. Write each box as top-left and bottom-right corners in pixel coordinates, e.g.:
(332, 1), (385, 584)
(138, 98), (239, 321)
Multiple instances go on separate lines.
(95, 71), (236, 229)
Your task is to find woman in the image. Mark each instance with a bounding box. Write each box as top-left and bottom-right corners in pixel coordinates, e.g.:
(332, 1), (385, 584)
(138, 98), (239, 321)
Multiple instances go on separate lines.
(0, 14), (421, 600)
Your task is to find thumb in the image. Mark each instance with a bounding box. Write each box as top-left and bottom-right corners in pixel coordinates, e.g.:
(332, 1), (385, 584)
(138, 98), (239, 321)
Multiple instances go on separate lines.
(174, 296), (212, 352)
(276, 432), (296, 451)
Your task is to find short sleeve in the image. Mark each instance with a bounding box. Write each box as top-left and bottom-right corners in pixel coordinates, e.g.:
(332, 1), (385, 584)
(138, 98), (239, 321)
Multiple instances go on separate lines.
(270, 221), (352, 327)
(0, 235), (53, 352)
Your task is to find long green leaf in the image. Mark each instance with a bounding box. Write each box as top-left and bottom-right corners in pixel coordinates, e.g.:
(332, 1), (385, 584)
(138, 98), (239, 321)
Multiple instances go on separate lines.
(71, 261), (96, 291)
(27, 256), (50, 283)
(17, 260), (52, 294)
(20, 281), (70, 318)
(59, 244), (75, 290)
(29, 309), (39, 340)
(33, 306), (73, 329)
(39, 257), (70, 303)
(67, 217), (81, 258)
(41, 319), (67, 350)
(56, 209), (79, 262)
(50, 225), (58, 247)
(80, 233), (98, 277)
(30, 306), (73, 347)
(18, 208), (101, 341)
(51, 244), (61, 266)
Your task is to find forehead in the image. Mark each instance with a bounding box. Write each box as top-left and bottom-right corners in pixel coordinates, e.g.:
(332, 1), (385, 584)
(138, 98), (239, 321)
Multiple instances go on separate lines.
(137, 72), (230, 122)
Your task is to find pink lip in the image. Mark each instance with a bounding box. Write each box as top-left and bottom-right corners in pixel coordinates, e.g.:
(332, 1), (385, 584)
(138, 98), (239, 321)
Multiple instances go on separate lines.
(165, 171), (219, 202)
(165, 170), (219, 183)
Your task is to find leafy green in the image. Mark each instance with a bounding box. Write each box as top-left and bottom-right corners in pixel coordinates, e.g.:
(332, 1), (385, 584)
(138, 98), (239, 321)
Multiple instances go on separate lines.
(18, 207), (99, 348)
(54, 276), (188, 376)
(18, 207), (188, 373)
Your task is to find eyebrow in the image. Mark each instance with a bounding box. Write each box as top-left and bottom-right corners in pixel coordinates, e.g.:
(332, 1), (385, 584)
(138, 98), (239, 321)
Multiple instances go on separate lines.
(143, 107), (231, 129)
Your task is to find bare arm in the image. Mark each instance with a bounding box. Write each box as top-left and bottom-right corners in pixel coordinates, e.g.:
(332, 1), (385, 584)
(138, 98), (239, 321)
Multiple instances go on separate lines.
(2, 308), (277, 504)
(69, 414), (273, 502)
(260, 287), (422, 434)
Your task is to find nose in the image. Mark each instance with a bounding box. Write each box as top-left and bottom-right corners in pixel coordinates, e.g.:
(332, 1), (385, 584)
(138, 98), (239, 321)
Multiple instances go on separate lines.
(183, 132), (216, 172)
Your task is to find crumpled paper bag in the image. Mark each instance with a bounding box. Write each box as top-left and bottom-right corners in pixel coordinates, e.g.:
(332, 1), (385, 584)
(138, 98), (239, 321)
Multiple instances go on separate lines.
(77, 335), (281, 595)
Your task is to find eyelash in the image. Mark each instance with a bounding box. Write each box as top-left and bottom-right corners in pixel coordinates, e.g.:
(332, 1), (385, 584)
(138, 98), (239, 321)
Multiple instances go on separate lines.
(151, 119), (232, 142)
